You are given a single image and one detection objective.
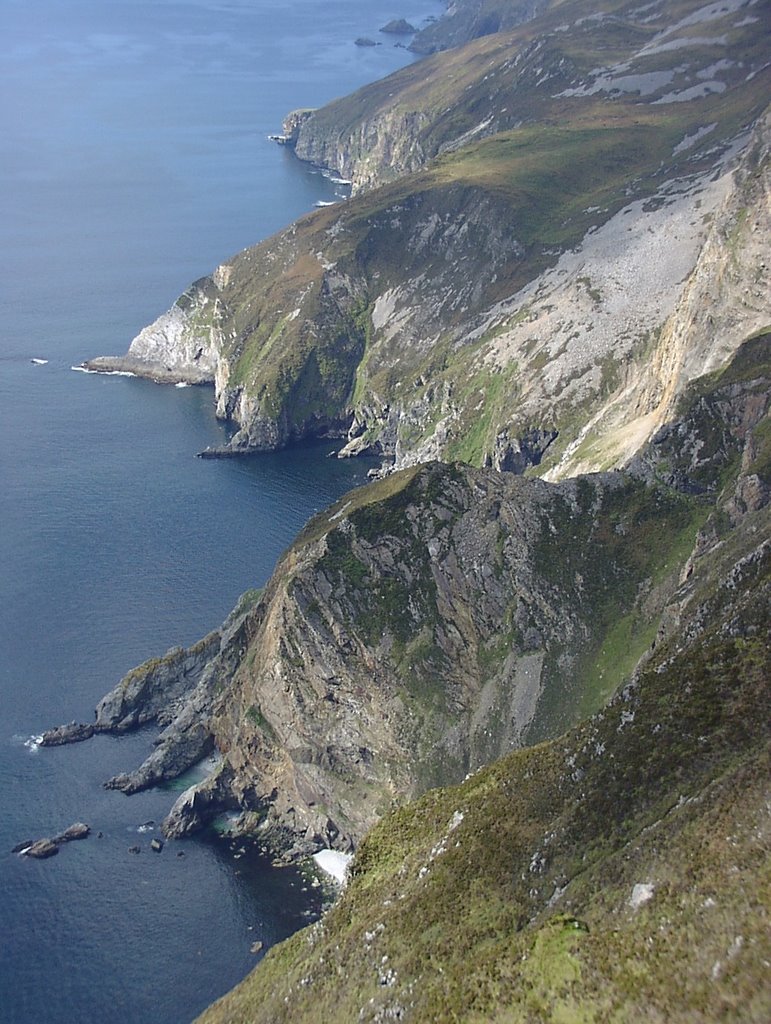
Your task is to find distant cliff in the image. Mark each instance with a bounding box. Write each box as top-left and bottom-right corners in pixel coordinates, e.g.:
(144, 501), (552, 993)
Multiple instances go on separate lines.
(84, 0), (769, 482)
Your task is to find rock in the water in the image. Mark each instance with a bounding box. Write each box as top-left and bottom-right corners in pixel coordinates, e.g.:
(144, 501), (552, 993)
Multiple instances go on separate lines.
(40, 722), (95, 746)
(354, 37), (379, 47)
(128, 845), (141, 854)
(55, 822), (90, 843)
(12, 840), (35, 854)
(150, 838), (164, 853)
(379, 19), (415, 34)
(25, 839), (59, 859)
(250, 940), (264, 954)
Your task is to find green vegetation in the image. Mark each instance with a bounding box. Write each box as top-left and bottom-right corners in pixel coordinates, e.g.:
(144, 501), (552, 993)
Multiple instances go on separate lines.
(168, 5), (771, 1020)
(198, 516), (771, 1024)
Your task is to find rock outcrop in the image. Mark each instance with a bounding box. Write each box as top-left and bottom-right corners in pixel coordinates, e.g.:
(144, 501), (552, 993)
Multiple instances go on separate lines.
(15, 823), (91, 859)
(40, 592), (262, 794)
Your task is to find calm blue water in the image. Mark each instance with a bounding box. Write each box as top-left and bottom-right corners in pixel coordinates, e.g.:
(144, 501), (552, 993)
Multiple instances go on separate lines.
(0, 2), (439, 1021)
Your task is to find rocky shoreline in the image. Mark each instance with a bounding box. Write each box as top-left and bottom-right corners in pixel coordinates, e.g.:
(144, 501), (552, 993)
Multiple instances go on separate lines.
(80, 356), (214, 386)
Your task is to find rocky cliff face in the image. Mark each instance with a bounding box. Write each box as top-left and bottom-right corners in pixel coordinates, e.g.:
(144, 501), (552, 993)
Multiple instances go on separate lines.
(84, 0), (769, 481)
(410, 0), (552, 54)
(65, 335), (768, 863)
(197, 455), (771, 1024)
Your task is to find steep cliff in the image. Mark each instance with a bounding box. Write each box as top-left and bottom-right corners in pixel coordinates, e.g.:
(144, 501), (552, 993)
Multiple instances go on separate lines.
(197, 465), (770, 1024)
(410, 0), (553, 54)
(66, 334), (769, 865)
(85, 0), (769, 478)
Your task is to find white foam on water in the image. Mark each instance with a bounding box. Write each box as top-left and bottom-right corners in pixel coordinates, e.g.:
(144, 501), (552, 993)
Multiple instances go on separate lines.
(13, 734), (43, 753)
(30, 358), (48, 365)
(314, 200), (337, 207)
(70, 365), (137, 377)
(174, 381), (189, 388)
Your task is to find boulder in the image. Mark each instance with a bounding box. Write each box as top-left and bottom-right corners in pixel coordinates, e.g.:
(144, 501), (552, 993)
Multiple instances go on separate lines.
(150, 838), (164, 853)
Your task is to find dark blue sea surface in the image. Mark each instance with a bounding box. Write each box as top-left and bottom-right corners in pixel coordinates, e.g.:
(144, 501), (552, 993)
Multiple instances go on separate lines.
(0, 2), (439, 1021)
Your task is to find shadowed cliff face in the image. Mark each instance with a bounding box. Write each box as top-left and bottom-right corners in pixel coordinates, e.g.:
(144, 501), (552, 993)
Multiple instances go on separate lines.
(85, 0), (770, 479)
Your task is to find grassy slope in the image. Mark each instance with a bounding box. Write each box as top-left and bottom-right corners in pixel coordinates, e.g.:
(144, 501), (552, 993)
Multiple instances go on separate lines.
(198, 516), (770, 1024)
(197, 338), (770, 1023)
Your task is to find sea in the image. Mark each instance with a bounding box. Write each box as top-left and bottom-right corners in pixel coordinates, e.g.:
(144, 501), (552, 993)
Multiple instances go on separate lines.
(0, 2), (440, 1021)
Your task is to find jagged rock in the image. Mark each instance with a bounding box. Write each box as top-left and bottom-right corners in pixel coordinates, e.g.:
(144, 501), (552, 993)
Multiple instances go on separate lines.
(150, 838), (164, 853)
(24, 839), (58, 859)
(94, 634), (220, 733)
(379, 19), (415, 35)
(128, 845), (141, 854)
(54, 823), (90, 843)
(39, 722), (94, 746)
(483, 428), (558, 474)
(16, 823), (90, 857)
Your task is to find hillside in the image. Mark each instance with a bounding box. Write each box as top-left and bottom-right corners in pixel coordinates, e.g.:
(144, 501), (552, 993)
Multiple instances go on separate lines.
(198, 459), (770, 1023)
(52, 2), (771, 1019)
(84, 0), (769, 483)
(54, 333), (769, 862)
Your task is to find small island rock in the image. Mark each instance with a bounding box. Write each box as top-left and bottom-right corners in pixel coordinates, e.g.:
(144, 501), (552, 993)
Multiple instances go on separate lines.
(55, 822), (91, 843)
(25, 839), (59, 859)
(379, 19), (416, 35)
(40, 722), (95, 746)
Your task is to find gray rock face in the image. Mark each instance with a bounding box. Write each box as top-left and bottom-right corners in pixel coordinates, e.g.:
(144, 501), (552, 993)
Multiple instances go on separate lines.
(40, 722), (94, 746)
(94, 633), (220, 732)
(43, 339), (770, 861)
(25, 839), (59, 859)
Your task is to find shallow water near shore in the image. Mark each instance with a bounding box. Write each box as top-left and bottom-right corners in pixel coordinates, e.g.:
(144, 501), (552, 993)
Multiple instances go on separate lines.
(0, 1), (440, 1020)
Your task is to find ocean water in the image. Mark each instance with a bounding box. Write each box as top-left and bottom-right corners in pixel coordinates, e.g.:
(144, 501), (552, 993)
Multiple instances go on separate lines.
(0, 2), (439, 1021)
